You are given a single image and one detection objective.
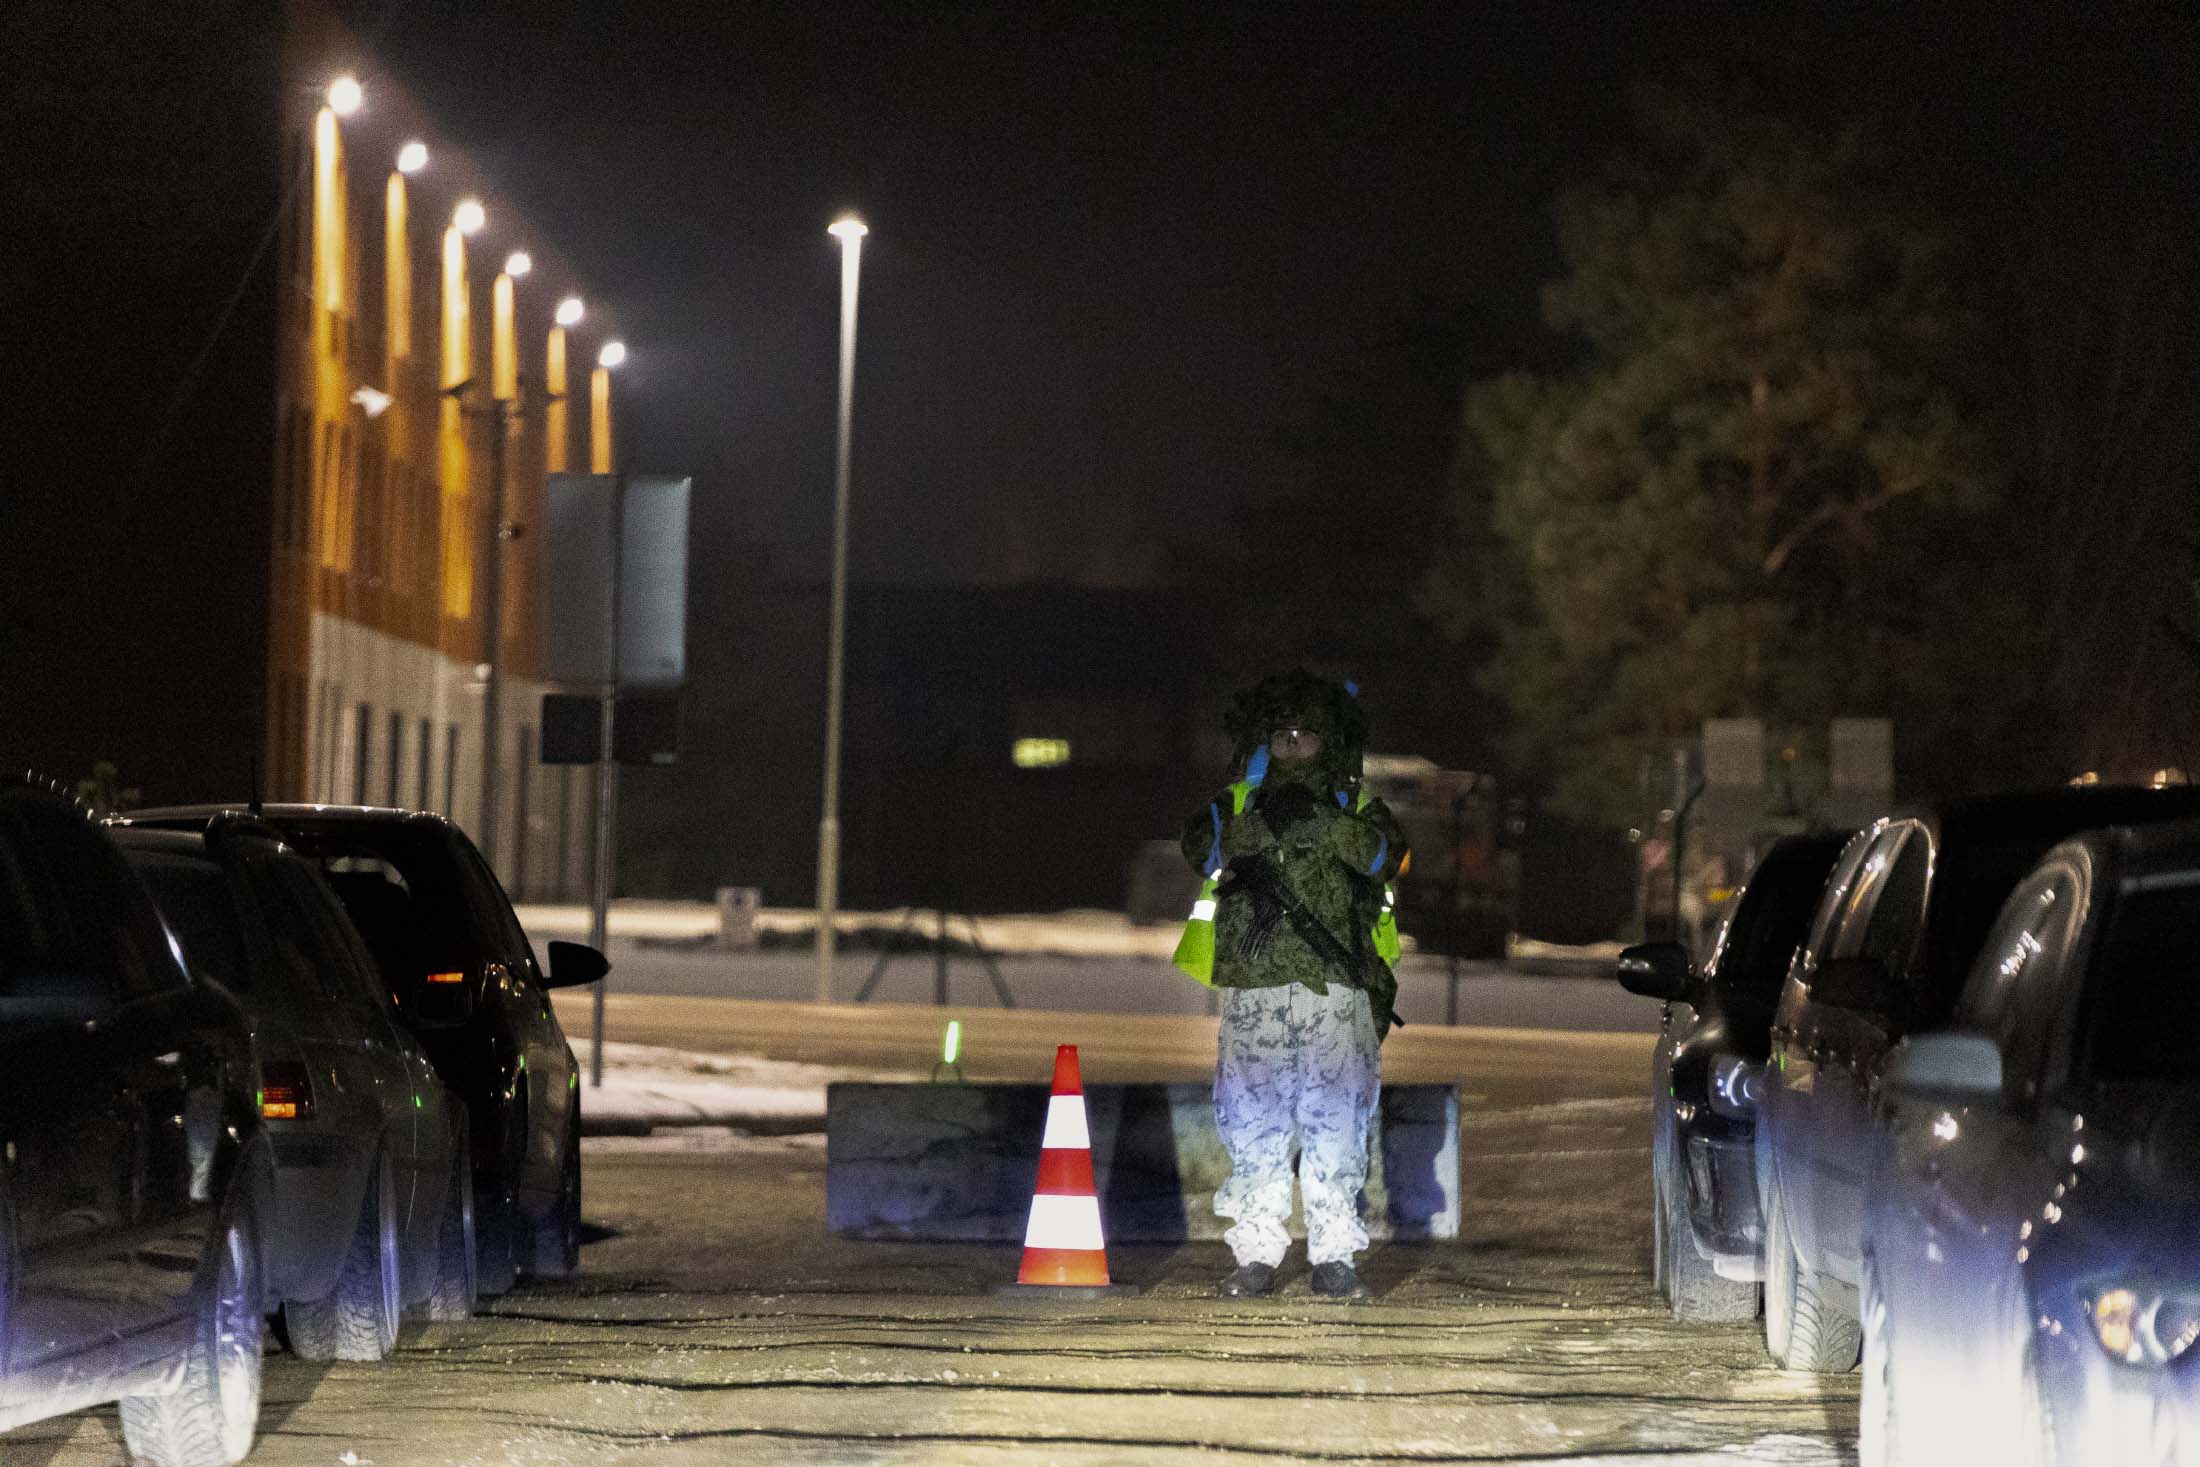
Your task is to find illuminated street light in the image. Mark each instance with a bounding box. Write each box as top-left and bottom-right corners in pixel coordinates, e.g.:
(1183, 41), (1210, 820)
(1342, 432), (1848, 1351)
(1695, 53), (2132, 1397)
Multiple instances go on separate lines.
(597, 340), (627, 369)
(816, 211), (868, 1001)
(554, 295), (584, 328)
(396, 140), (428, 174)
(454, 197), (486, 236)
(504, 250), (532, 279)
(349, 385), (393, 418)
(327, 75), (363, 117)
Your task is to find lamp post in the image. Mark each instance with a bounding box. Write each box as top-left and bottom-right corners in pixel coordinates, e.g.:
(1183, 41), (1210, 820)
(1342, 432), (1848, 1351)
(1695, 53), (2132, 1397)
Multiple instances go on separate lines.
(479, 259), (522, 870)
(816, 214), (867, 1003)
(586, 338), (625, 1088)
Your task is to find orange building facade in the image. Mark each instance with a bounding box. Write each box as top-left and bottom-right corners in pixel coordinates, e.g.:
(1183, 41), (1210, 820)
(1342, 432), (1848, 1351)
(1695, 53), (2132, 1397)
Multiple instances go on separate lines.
(271, 12), (614, 897)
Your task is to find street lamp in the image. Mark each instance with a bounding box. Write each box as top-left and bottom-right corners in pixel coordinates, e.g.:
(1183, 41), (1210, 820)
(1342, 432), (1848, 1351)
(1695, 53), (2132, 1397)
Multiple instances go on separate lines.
(454, 197), (486, 236)
(503, 250), (532, 279)
(327, 75), (363, 117)
(590, 342), (623, 474)
(555, 295), (584, 328)
(396, 140), (428, 174)
(816, 212), (867, 1002)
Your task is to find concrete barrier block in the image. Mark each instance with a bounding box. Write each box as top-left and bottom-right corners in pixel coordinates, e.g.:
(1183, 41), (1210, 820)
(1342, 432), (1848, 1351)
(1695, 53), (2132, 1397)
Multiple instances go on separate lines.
(826, 1082), (1458, 1243)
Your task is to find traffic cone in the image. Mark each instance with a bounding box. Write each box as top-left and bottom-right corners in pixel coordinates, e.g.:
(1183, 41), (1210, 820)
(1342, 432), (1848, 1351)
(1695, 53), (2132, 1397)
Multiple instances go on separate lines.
(998, 1045), (1136, 1296)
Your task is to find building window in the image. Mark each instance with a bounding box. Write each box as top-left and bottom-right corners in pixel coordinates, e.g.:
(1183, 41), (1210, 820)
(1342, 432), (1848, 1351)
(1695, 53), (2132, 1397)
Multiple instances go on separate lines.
(353, 703), (372, 805)
(1012, 738), (1072, 769)
(513, 725), (534, 897)
(417, 717), (433, 811)
(443, 723), (459, 818)
(386, 710), (403, 806)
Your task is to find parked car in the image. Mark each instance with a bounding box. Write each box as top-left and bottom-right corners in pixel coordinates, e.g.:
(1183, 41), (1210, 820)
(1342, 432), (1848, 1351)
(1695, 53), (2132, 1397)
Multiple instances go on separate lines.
(1861, 821), (2200, 1466)
(125, 805), (602, 1293)
(115, 817), (475, 1361)
(1617, 830), (1850, 1321)
(1756, 785), (2200, 1371)
(0, 779), (271, 1466)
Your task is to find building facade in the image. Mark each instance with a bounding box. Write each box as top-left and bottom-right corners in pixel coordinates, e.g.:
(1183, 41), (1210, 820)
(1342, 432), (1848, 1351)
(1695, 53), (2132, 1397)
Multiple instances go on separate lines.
(270, 7), (614, 896)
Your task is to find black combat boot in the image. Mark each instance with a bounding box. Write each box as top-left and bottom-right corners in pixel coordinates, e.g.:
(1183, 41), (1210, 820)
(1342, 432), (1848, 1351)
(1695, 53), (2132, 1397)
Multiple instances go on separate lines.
(1219, 1261), (1278, 1297)
(1310, 1261), (1370, 1299)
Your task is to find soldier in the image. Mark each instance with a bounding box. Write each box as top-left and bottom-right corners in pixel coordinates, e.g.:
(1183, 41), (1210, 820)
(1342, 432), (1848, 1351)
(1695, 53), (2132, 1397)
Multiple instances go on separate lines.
(1175, 670), (1406, 1298)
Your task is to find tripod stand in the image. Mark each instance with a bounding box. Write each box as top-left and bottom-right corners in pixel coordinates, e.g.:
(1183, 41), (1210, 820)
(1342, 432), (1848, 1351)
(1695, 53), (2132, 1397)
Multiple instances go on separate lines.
(851, 905), (1017, 1007)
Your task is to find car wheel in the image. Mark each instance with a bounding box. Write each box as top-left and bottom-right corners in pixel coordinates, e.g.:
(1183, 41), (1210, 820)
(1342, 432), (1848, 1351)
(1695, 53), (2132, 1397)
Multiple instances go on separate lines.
(1858, 1258), (1900, 1467)
(1764, 1189), (1860, 1372)
(285, 1145), (401, 1361)
(1664, 1170), (1757, 1323)
(530, 1115), (582, 1279)
(119, 1189), (264, 1467)
(422, 1125), (479, 1322)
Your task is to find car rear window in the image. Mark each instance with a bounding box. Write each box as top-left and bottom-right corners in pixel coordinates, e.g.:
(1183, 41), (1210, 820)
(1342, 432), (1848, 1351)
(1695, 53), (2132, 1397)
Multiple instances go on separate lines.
(273, 823), (523, 994)
(2081, 884), (2200, 1085)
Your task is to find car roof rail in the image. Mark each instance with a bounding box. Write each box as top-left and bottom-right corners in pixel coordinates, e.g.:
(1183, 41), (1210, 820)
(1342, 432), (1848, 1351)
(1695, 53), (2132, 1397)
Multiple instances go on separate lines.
(10, 767), (95, 818)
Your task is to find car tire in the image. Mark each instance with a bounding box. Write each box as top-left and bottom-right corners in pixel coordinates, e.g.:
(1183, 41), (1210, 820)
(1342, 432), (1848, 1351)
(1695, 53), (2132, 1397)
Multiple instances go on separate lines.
(530, 1115), (582, 1280)
(285, 1145), (401, 1362)
(119, 1187), (264, 1467)
(1664, 1172), (1757, 1323)
(1764, 1188), (1860, 1371)
(422, 1127), (478, 1322)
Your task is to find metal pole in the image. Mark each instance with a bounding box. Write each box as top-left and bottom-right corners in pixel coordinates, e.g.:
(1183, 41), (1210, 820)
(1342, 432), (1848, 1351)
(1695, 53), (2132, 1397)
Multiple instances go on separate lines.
(481, 395), (508, 866)
(588, 475), (624, 1087)
(816, 222), (865, 1003)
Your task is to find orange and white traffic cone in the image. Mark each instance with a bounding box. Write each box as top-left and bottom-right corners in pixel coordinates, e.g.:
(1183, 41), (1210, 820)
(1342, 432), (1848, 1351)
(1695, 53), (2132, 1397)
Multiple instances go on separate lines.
(999, 1044), (1136, 1296)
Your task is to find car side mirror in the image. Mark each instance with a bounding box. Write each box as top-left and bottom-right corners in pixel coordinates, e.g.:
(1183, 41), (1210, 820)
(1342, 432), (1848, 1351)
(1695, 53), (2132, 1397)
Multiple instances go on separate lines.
(545, 940), (610, 989)
(1886, 1032), (2004, 1104)
(1616, 941), (1693, 1002)
(1813, 955), (1902, 1020)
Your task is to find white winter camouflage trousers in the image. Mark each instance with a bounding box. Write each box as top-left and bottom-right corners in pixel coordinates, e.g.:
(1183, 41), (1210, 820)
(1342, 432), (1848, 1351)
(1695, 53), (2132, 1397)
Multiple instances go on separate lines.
(1213, 981), (1381, 1267)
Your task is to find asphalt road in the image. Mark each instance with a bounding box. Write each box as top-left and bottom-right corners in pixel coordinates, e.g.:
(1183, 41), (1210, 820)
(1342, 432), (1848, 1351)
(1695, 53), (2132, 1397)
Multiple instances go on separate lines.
(567, 937), (1659, 1034)
(9, 1002), (1856, 1467)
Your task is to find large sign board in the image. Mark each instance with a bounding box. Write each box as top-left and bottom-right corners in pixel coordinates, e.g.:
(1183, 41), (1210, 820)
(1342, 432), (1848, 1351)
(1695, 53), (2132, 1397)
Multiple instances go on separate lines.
(544, 474), (691, 689)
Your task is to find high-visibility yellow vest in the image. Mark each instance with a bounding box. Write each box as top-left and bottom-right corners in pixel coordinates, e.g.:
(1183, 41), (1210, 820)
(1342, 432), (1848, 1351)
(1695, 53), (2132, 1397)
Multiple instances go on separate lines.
(1171, 781), (1405, 984)
(1170, 780), (1254, 985)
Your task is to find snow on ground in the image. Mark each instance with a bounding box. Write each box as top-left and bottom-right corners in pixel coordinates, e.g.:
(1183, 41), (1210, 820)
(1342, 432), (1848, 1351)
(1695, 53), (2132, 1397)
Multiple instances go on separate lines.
(518, 898), (1625, 964)
(578, 1040), (914, 1135)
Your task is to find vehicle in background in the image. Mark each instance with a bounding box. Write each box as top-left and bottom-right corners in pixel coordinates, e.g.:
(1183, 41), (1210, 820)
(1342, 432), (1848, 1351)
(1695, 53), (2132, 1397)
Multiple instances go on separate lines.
(115, 818), (475, 1361)
(1359, 755), (1519, 959)
(0, 780), (270, 1466)
(125, 805), (602, 1294)
(1756, 785), (2200, 1372)
(1861, 823), (2200, 1466)
(1617, 830), (1850, 1321)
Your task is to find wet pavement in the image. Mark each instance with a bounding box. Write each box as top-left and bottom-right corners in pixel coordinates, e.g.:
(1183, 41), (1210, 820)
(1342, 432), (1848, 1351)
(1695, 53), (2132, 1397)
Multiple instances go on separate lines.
(8, 1005), (1853, 1466)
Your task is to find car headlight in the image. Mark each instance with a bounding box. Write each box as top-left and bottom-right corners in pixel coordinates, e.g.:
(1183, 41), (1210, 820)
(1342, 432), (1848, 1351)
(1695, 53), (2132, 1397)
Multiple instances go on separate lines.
(2088, 1287), (2200, 1365)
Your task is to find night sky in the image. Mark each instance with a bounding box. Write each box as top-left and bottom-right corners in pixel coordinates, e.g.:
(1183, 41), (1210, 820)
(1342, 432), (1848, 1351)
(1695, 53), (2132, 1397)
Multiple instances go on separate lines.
(340, 2), (2196, 596)
(343, 2), (1662, 585)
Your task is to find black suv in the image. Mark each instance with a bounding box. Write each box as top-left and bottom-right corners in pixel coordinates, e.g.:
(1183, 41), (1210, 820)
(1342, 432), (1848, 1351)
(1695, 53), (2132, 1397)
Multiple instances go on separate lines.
(1619, 831), (1849, 1321)
(125, 805), (603, 1292)
(1756, 784), (2200, 1371)
(0, 781), (270, 1466)
(117, 818), (475, 1360)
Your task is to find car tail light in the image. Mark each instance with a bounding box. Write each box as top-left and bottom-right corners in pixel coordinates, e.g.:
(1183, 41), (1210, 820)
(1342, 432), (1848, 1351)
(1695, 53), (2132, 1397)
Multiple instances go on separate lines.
(424, 970), (466, 985)
(259, 1061), (314, 1122)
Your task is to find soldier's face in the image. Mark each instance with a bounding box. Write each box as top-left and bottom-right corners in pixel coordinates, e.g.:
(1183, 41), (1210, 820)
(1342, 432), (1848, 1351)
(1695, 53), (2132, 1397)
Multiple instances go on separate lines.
(1268, 727), (1322, 763)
